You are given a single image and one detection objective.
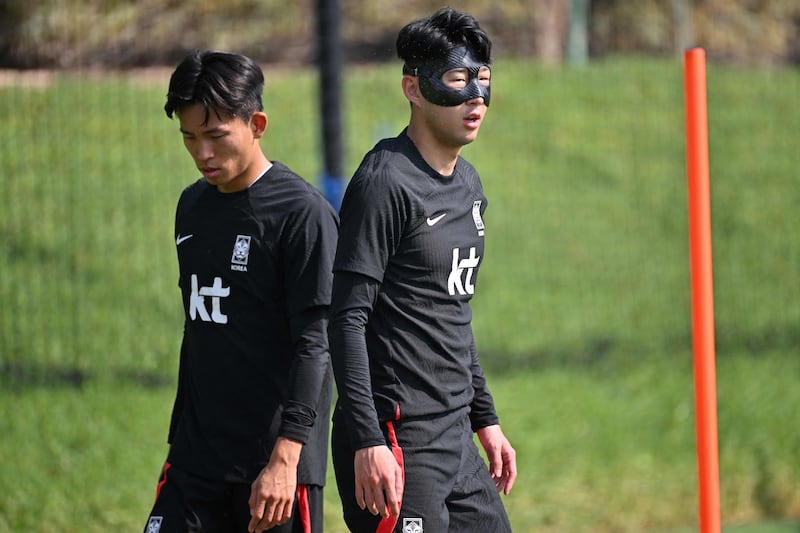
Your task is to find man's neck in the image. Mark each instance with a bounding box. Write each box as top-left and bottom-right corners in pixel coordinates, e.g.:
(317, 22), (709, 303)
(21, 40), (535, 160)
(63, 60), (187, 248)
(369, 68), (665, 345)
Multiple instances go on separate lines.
(406, 123), (460, 176)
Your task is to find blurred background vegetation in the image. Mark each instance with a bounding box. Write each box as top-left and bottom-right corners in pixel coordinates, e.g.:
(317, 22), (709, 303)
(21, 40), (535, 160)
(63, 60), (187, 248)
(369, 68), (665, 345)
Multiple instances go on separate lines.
(0, 0), (798, 69)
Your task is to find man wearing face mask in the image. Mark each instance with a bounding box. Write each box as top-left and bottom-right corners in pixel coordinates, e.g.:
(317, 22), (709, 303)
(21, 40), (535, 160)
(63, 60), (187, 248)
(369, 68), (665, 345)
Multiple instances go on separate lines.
(328, 8), (516, 533)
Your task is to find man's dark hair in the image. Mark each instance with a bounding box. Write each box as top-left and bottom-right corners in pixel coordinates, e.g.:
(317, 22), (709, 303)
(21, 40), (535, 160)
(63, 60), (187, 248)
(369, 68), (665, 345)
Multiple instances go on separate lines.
(164, 50), (264, 123)
(396, 7), (492, 70)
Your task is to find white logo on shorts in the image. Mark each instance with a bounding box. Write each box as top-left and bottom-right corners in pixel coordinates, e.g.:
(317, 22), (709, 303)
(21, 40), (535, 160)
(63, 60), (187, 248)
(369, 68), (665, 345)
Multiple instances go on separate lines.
(146, 516), (163, 533)
(403, 517), (423, 533)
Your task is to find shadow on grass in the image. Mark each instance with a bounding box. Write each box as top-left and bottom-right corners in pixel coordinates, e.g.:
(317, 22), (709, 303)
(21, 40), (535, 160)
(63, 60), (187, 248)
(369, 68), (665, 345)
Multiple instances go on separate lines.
(481, 322), (800, 376)
(0, 362), (171, 390)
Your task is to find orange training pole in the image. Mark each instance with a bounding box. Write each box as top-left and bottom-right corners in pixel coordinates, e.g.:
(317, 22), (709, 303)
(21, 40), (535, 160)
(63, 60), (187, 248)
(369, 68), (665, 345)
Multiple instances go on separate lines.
(683, 47), (721, 533)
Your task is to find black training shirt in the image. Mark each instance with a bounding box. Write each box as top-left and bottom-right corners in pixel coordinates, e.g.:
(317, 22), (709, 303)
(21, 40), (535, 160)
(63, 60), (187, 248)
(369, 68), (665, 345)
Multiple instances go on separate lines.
(329, 131), (499, 450)
(167, 161), (338, 484)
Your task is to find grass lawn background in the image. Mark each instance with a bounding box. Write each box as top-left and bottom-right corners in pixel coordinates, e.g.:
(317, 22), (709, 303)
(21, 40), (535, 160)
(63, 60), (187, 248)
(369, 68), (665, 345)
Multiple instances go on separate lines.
(1, 58), (798, 531)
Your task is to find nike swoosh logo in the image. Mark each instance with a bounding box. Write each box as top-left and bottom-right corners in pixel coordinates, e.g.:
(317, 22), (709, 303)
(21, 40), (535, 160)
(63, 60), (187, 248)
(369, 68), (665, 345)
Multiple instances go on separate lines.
(426, 213), (447, 226)
(176, 234), (194, 245)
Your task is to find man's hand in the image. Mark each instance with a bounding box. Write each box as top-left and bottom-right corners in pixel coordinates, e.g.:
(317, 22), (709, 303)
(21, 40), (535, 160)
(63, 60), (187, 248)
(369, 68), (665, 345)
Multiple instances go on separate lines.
(354, 445), (404, 518)
(476, 425), (517, 495)
(248, 437), (302, 532)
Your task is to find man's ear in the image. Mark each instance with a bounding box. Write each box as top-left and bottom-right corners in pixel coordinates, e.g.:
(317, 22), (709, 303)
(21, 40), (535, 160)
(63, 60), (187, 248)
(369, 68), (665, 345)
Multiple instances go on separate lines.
(250, 111), (268, 138)
(402, 76), (424, 106)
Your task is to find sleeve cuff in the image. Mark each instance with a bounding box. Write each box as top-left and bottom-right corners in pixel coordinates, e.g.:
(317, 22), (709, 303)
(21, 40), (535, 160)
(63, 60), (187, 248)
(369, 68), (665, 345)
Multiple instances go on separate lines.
(279, 420), (311, 445)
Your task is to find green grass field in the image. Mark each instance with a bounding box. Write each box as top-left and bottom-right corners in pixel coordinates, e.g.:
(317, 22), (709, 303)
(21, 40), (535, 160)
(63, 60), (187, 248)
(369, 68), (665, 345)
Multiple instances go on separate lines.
(1, 58), (798, 531)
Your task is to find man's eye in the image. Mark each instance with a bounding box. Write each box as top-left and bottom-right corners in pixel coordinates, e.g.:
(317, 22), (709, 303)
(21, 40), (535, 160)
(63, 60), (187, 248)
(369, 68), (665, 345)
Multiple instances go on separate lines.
(444, 76), (467, 87)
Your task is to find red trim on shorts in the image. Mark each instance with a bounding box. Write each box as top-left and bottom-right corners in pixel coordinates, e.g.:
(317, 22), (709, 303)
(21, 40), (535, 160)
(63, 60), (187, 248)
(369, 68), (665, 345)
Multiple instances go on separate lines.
(375, 413), (405, 533)
(155, 462), (171, 503)
(297, 484), (311, 533)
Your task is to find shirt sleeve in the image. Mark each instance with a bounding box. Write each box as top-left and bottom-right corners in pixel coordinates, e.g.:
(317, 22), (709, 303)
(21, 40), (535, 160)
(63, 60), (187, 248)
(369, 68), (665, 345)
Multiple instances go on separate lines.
(280, 306), (331, 444)
(467, 334), (500, 431)
(278, 193), (338, 443)
(328, 271), (387, 449)
(282, 193), (338, 314)
(332, 169), (414, 282)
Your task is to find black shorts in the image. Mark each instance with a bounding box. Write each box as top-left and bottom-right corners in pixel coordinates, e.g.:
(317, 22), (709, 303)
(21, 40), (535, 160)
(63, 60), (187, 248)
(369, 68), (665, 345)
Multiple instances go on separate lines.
(331, 405), (512, 533)
(143, 462), (323, 533)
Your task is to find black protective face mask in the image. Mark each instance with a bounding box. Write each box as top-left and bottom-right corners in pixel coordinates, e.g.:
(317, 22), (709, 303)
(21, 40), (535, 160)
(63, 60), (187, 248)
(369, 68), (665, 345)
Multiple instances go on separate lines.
(403, 46), (491, 107)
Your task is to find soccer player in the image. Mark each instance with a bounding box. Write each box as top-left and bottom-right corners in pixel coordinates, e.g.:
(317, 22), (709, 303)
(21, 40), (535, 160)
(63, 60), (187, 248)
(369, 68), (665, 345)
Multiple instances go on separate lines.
(328, 8), (516, 533)
(143, 50), (338, 533)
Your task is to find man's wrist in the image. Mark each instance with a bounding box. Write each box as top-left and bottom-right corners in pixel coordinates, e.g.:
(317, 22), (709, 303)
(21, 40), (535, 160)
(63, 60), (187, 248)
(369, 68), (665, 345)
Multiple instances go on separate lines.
(270, 436), (303, 465)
